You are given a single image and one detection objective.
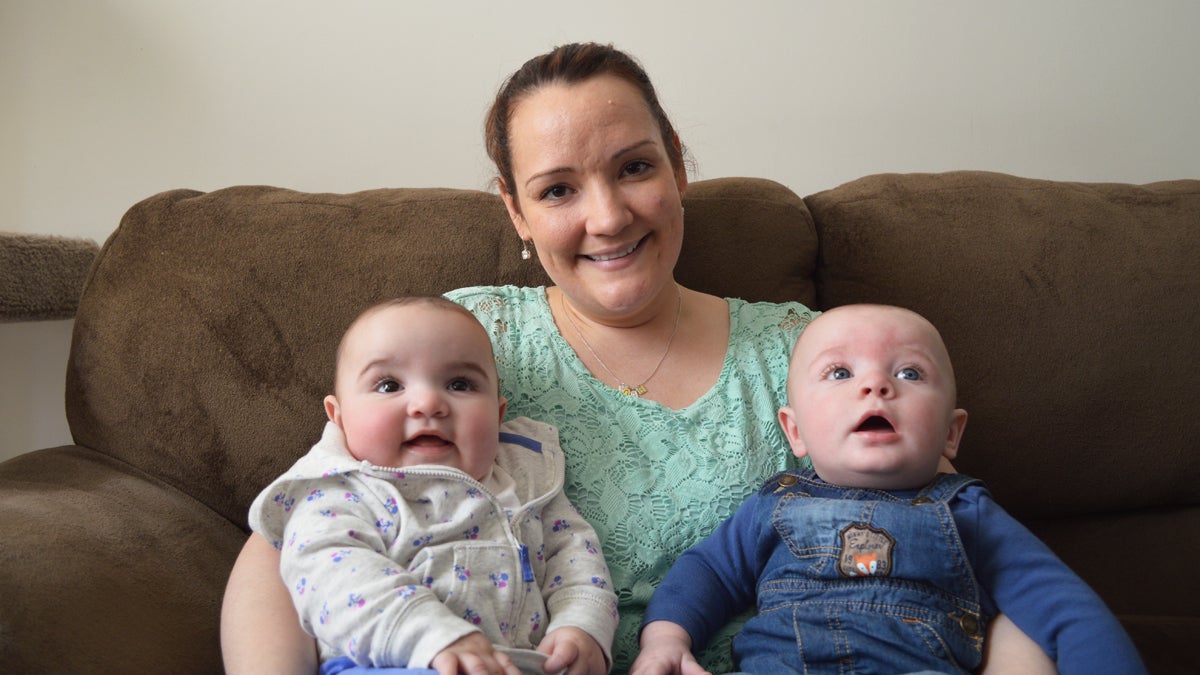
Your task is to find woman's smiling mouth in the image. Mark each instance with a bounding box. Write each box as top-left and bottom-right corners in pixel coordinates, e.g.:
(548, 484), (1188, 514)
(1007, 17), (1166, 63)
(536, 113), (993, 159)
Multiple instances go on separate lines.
(584, 236), (645, 262)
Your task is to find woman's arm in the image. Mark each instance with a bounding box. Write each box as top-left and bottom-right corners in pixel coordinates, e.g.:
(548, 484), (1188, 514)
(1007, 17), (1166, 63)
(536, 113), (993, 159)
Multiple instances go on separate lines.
(221, 533), (318, 675)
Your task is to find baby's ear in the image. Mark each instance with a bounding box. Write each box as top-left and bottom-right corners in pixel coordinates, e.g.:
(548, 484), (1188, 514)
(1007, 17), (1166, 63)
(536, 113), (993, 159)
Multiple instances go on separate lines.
(942, 408), (968, 460)
(324, 395), (342, 426)
(778, 407), (809, 459)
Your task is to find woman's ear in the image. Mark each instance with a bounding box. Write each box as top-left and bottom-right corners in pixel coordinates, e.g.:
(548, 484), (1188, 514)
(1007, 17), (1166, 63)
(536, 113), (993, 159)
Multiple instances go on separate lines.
(672, 133), (688, 198)
(498, 180), (530, 241)
(942, 408), (968, 461)
(778, 406), (809, 460)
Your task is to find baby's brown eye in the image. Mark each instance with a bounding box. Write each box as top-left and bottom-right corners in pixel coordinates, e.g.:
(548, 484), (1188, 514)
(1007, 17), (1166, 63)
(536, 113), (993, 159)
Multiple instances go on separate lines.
(374, 379), (401, 393)
(448, 379), (474, 392)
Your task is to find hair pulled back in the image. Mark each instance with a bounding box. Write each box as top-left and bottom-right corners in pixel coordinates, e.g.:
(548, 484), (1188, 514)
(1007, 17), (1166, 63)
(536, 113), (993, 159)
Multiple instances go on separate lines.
(484, 42), (685, 209)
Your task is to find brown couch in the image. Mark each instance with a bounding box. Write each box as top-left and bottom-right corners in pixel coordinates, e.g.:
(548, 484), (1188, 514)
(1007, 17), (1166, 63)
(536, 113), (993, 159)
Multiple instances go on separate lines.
(1, 172), (1196, 673)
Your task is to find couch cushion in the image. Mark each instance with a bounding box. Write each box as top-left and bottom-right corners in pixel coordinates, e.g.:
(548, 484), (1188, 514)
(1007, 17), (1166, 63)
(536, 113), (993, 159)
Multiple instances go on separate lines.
(65, 178), (817, 527)
(807, 171), (1200, 519)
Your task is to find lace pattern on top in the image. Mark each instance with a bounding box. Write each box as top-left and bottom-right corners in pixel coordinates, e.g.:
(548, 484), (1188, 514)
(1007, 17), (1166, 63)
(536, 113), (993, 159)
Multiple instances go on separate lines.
(447, 285), (815, 672)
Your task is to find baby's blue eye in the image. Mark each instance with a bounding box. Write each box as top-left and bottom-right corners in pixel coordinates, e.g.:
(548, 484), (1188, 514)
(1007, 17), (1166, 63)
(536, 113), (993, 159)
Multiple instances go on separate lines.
(897, 367), (922, 381)
(828, 367), (852, 381)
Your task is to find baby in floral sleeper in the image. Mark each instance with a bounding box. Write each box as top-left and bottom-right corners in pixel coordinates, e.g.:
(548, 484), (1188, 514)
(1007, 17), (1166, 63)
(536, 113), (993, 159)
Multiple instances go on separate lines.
(249, 296), (617, 675)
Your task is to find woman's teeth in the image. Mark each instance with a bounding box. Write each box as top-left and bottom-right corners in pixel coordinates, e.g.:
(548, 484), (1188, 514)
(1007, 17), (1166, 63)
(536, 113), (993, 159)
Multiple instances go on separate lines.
(587, 240), (639, 262)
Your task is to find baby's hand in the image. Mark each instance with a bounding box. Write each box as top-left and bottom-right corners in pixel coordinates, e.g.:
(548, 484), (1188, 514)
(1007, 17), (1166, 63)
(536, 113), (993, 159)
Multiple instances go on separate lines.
(431, 632), (521, 675)
(629, 621), (711, 675)
(537, 626), (606, 674)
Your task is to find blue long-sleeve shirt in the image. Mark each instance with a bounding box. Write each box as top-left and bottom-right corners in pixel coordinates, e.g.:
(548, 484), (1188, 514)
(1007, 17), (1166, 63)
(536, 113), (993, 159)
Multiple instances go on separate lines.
(643, 471), (1145, 674)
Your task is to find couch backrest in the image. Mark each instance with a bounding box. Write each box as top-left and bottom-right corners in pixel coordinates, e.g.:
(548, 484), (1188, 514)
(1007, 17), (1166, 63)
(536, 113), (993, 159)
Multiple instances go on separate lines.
(66, 178), (817, 527)
(808, 171), (1200, 518)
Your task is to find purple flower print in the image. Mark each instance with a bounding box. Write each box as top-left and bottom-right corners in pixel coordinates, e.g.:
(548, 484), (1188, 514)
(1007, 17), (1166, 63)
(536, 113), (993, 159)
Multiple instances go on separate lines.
(274, 493), (296, 512)
(490, 572), (509, 588)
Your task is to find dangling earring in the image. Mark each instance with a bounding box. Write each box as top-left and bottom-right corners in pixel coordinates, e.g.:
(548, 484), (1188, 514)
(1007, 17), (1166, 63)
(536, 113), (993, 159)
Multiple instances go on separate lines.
(520, 239), (532, 260)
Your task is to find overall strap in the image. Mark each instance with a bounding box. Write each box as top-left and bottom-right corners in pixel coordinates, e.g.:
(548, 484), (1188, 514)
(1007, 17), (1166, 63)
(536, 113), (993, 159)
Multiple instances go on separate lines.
(915, 472), (981, 504)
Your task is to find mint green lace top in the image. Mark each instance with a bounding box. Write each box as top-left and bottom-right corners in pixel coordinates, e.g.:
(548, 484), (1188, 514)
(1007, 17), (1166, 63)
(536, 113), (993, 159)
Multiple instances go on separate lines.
(447, 286), (815, 673)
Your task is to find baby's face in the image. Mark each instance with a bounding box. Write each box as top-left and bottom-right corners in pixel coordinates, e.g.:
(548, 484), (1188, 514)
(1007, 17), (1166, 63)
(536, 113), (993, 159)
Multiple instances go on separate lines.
(780, 305), (966, 490)
(325, 303), (506, 481)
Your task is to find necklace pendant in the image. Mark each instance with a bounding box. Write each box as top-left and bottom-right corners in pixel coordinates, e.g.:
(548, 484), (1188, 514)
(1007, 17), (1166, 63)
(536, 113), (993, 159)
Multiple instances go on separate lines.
(633, 384), (648, 396)
(619, 385), (633, 396)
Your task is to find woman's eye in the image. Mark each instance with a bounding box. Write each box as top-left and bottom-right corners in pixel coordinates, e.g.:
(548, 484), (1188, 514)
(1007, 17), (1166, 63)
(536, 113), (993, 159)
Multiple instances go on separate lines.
(897, 367), (923, 381)
(621, 160), (652, 178)
(539, 184), (571, 201)
(373, 379), (400, 393)
(825, 367), (852, 381)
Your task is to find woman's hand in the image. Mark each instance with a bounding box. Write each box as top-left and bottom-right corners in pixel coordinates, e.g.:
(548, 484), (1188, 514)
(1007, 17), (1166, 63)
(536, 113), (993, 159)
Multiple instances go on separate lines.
(629, 621), (710, 675)
(431, 632), (521, 675)
(538, 626), (607, 674)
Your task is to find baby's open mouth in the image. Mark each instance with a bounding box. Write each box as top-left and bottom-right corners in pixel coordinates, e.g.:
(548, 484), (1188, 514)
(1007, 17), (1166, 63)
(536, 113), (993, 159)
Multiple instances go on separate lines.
(855, 416), (895, 432)
(405, 434), (449, 447)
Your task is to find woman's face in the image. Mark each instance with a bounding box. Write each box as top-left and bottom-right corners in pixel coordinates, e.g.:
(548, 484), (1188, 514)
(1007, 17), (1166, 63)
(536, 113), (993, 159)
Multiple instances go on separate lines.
(501, 74), (688, 324)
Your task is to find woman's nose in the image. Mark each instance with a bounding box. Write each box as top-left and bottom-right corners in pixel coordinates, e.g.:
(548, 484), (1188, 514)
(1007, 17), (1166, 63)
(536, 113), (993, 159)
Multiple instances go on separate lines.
(586, 185), (632, 235)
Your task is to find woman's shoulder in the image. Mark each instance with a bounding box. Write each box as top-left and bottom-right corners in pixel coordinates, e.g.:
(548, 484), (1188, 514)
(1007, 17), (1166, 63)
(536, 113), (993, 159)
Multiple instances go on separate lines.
(725, 297), (818, 347)
(446, 285), (546, 315)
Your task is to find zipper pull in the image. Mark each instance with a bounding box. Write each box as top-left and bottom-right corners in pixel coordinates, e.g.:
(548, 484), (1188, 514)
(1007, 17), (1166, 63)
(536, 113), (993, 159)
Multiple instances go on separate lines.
(519, 545), (535, 583)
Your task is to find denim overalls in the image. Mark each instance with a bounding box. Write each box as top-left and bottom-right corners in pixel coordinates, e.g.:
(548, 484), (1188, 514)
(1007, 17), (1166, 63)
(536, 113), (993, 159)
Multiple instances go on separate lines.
(730, 470), (990, 674)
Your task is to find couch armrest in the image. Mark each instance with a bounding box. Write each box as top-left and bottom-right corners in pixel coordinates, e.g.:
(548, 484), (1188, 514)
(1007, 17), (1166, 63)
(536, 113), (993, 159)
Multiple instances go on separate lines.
(0, 446), (246, 672)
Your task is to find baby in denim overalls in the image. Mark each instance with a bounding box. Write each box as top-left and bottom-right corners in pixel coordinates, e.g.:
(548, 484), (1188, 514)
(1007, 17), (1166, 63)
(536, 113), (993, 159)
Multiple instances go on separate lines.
(633, 304), (1144, 675)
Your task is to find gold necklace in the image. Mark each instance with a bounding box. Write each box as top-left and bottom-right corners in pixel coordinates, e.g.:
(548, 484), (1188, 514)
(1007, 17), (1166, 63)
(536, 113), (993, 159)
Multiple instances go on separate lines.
(560, 286), (683, 397)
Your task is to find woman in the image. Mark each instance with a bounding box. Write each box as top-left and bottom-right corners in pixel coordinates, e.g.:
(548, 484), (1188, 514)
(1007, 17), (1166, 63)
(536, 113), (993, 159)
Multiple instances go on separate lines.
(222, 43), (1052, 675)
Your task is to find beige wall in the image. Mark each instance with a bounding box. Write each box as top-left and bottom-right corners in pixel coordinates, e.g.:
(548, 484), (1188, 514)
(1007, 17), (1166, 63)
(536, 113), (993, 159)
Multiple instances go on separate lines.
(3, 0), (1198, 461)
